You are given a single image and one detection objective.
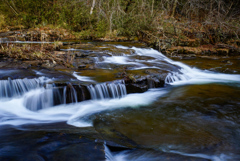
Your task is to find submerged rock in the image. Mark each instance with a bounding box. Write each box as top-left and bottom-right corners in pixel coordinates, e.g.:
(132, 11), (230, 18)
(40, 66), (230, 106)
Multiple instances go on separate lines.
(93, 118), (139, 149)
(0, 123), (105, 161)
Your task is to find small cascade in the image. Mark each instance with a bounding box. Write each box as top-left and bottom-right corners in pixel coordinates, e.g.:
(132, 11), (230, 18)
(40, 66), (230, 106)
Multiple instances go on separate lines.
(104, 145), (115, 161)
(165, 72), (191, 84)
(147, 79), (156, 89)
(63, 83), (78, 104)
(87, 80), (127, 100)
(24, 84), (57, 111)
(24, 83), (82, 111)
(0, 77), (45, 99)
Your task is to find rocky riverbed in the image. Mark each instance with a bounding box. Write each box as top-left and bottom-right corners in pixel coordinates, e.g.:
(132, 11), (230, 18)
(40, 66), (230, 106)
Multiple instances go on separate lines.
(1, 30), (240, 161)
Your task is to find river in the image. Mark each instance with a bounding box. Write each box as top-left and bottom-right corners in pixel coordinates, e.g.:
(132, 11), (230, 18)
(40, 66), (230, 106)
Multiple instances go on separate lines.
(0, 42), (240, 161)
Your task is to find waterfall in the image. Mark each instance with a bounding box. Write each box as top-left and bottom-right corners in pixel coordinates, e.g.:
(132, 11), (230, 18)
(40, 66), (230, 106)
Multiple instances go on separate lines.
(0, 77), (46, 99)
(87, 80), (127, 100)
(24, 83), (79, 111)
(24, 84), (56, 111)
(165, 72), (191, 84)
(104, 145), (115, 161)
(63, 83), (78, 104)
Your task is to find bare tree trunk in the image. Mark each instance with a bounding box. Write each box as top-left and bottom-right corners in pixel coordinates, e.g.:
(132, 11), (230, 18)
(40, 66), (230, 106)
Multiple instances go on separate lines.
(151, 0), (155, 16)
(90, 0), (96, 15)
(218, 0), (221, 18)
(171, 0), (178, 18)
(109, 12), (113, 34)
(209, 0), (213, 16)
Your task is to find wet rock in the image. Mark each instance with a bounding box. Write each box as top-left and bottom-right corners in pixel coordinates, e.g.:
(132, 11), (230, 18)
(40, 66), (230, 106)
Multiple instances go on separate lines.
(147, 77), (165, 88)
(93, 117), (209, 161)
(48, 143), (105, 161)
(117, 149), (210, 161)
(126, 83), (148, 93)
(74, 57), (96, 69)
(76, 58), (95, 64)
(41, 60), (57, 68)
(75, 52), (89, 58)
(93, 119), (139, 149)
(125, 75), (165, 94)
(35, 69), (76, 80)
(53, 83), (91, 104)
(0, 123), (105, 161)
(125, 75), (148, 93)
(78, 65), (87, 68)
(23, 60), (42, 67)
(0, 68), (38, 79)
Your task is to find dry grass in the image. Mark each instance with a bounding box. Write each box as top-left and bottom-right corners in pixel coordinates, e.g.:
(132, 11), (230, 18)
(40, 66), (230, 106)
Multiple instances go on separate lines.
(0, 43), (75, 68)
(0, 14), (6, 30)
(0, 44), (53, 60)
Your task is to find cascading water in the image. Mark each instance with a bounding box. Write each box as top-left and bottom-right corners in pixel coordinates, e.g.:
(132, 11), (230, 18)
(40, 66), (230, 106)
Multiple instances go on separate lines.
(0, 76), (82, 111)
(0, 77), (46, 99)
(115, 46), (240, 85)
(24, 83), (80, 111)
(104, 145), (115, 161)
(1, 43), (240, 161)
(23, 84), (65, 111)
(87, 80), (127, 100)
(165, 71), (191, 84)
(63, 83), (78, 104)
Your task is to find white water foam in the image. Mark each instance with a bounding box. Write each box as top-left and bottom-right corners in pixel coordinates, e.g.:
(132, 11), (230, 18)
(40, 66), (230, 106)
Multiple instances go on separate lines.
(67, 88), (167, 127)
(165, 150), (232, 161)
(105, 145), (115, 161)
(105, 149), (233, 161)
(102, 56), (141, 65)
(115, 45), (240, 85)
(73, 71), (96, 82)
(0, 88), (167, 127)
(114, 45), (131, 49)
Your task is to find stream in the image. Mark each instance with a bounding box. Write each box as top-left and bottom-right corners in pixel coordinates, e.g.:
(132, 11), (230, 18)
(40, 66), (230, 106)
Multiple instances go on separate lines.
(0, 41), (240, 161)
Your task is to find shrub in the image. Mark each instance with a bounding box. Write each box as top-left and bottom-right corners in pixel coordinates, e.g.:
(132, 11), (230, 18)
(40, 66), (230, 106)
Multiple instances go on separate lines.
(0, 14), (6, 29)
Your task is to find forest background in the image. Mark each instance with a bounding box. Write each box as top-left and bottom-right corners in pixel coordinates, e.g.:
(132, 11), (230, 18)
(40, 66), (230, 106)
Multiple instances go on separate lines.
(0, 0), (240, 52)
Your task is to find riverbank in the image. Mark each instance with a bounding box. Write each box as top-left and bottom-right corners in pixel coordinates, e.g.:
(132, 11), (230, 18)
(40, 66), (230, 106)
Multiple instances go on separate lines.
(1, 26), (240, 72)
(1, 24), (239, 58)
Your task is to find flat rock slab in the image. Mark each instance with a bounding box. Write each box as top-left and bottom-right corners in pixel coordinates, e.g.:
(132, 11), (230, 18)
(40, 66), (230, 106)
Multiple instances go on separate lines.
(0, 123), (105, 161)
